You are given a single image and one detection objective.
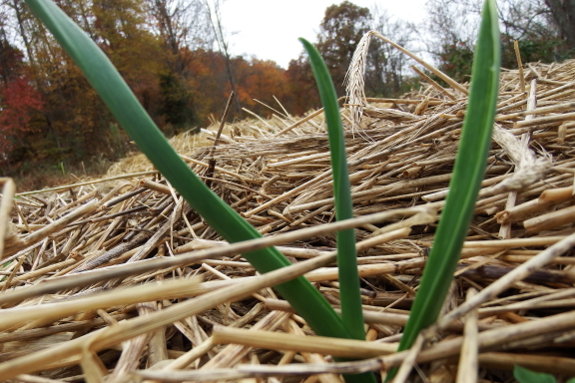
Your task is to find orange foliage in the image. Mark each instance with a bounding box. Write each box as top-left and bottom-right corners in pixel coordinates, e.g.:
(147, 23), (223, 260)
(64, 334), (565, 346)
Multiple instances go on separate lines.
(2, 0), (321, 173)
(184, 50), (301, 124)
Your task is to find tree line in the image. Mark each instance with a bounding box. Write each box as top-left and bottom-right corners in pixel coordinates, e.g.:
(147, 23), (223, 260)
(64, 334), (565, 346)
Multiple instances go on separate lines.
(1, 0), (573, 178)
(0, 0), (298, 174)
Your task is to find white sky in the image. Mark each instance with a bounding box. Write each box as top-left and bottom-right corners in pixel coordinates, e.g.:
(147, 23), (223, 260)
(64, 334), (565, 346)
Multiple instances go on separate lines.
(220, 1), (428, 69)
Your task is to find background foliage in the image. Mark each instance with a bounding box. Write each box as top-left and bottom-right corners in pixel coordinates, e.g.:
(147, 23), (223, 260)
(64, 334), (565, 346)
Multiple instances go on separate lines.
(427, 0), (574, 83)
(1, 0), (573, 188)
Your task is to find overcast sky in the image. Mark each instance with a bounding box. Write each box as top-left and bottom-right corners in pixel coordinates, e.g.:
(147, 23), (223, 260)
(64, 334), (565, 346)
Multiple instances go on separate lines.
(219, 0), (428, 69)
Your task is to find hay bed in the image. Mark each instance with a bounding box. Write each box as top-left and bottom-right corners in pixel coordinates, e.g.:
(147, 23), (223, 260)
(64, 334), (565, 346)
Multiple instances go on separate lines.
(2, 59), (575, 383)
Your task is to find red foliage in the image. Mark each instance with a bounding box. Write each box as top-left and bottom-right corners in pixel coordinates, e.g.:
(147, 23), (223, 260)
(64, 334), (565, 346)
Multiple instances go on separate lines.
(0, 77), (45, 153)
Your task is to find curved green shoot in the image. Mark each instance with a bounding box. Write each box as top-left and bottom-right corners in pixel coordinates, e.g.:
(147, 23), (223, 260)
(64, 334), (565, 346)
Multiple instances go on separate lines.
(300, 38), (365, 341)
(393, 0), (500, 373)
(300, 37), (376, 383)
(22, 0), (354, 343)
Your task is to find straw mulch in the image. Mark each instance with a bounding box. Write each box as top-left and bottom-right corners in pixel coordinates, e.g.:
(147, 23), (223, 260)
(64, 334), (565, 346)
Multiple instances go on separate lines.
(2, 58), (575, 383)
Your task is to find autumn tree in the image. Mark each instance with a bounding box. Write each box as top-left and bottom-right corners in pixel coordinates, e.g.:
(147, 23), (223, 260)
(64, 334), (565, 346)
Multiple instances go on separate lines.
(1, 0), (69, 165)
(285, 1), (418, 113)
(284, 1), (374, 115)
(148, 0), (213, 131)
(92, 0), (164, 110)
(316, 1), (372, 96)
(182, 49), (292, 124)
(182, 48), (223, 123)
(0, 28), (44, 165)
(234, 58), (291, 116)
(0, 0), (168, 169)
(284, 56), (321, 116)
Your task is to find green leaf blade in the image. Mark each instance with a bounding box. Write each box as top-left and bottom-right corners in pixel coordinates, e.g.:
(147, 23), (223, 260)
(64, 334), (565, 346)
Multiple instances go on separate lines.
(300, 38), (376, 383)
(300, 38), (365, 341)
(396, 0), (501, 356)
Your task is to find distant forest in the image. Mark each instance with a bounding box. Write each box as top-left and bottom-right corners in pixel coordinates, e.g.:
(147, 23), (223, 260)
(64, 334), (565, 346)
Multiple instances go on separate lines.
(1, 0), (573, 182)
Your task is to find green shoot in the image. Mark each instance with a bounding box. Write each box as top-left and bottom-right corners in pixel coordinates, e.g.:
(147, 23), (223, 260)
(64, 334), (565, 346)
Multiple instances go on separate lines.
(391, 0), (501, 376)
(301, 38), (376, 383)
(300, 38), (365, 342)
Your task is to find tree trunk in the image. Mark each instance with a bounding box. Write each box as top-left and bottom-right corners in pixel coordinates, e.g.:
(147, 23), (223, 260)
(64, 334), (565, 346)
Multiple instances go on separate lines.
(544, 0), (575, 49)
